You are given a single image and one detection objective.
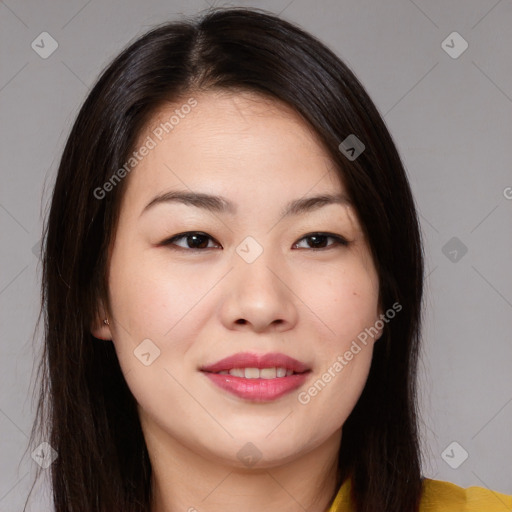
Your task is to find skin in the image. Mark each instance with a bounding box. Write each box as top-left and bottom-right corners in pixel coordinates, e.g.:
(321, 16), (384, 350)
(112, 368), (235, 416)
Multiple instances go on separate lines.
(91, 89), (383, 512)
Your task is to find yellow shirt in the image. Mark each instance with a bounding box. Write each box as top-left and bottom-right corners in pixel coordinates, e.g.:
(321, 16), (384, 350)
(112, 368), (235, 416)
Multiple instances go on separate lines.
(328, 477), (512, 511)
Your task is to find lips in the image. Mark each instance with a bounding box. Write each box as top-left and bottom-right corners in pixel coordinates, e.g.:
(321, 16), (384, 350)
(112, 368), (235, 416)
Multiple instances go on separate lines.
(200, 352), (311, 402)
(200, 352), (310, 374)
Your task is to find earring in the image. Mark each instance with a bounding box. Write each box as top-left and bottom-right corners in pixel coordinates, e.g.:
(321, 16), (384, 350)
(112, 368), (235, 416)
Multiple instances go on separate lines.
(103, 318), (110, 326)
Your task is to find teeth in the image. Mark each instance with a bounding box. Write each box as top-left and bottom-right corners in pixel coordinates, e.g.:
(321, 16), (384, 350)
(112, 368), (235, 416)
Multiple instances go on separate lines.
(259, 367), (276, 379)
(244, 368), (260, 379)
(220, 367), (295, 379)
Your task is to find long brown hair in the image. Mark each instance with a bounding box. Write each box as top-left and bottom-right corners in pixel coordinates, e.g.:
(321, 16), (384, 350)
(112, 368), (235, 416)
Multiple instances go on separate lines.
(26, 7), (425, 511)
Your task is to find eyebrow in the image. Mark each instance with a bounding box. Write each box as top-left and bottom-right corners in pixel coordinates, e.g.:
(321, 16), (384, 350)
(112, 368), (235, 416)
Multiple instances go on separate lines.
(140, 190), (351, 219)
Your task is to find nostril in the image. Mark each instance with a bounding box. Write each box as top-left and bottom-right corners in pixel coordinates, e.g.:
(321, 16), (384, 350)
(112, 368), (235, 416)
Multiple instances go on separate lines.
(235, 319), (247, 325)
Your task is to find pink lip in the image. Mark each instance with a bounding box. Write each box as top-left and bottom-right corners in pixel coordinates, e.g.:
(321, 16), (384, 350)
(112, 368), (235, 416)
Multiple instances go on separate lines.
(200, 352), (311, 402)
(203, 372), (310, 402)
(200, 352), (310, 373)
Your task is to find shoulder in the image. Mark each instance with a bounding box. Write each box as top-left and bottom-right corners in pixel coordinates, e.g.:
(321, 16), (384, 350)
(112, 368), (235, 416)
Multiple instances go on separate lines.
(420, 477), (512, 512)
(328, 477), (512, 512)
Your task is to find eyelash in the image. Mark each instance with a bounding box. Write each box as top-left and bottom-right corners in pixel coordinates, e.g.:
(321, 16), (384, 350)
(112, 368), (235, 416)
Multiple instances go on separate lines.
(160, 231), (350, 251)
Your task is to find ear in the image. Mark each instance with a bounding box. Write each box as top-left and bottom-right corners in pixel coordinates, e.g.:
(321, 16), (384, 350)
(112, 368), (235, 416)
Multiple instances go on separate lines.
(90, 303), (112, 341)
(374, 303), (385, 342)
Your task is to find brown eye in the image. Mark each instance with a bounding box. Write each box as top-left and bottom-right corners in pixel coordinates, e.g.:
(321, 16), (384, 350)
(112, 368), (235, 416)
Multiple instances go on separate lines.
(162, 232), (221, 250)
(293, 233), (349, 250)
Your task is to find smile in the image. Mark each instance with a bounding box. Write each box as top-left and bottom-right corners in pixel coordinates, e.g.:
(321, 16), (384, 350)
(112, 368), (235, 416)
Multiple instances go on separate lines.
(214, 367), (297, 378)
(200, 351), (311, 401)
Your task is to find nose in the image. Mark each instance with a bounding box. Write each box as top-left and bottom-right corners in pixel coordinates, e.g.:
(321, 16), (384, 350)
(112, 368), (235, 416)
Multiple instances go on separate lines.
(219, 249), (299, 333)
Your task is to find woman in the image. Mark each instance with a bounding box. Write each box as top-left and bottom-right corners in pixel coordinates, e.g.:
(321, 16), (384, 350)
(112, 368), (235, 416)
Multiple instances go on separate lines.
(26, 7), (511, 512)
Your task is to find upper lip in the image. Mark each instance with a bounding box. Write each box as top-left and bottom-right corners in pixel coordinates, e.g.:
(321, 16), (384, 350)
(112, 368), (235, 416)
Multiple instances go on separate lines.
(200, 352), (310, 374)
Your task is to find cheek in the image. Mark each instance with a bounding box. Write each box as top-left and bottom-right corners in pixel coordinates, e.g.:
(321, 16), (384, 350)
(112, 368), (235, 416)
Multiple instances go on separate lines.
(107, 243), (226, 389)
(108, 243), (205, 338)
(299, 258), (380, 345)
(293, 257), (380, 413)
(106, 248), (207, 415)
(294, 267), (378, 438)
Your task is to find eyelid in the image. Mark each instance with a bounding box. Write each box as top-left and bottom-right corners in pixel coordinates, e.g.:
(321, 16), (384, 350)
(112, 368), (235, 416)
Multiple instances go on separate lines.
(292, 232), (349, 249)
(160, 231), (350, 251)
(160, 231), (221, 250)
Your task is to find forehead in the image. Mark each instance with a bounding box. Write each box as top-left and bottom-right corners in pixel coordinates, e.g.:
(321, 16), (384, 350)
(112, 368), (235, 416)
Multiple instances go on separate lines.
(147, 88), (327, 146)
(122, 90), (349, 213)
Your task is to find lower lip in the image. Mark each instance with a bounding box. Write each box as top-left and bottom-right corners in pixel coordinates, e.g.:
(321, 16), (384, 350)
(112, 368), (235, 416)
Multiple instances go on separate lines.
(202, 371), (310, 402)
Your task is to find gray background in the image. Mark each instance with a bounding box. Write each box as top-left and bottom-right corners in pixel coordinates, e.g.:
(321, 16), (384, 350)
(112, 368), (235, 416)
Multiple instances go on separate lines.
(1, 0), (511, 509)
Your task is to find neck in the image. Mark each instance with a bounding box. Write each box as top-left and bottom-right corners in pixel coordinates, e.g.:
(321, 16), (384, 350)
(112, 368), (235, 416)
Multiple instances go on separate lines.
(146, 426), (343, 512)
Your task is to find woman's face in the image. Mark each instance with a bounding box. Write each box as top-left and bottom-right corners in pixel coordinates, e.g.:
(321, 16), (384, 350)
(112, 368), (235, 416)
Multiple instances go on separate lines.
(93, 90), (383, 468)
